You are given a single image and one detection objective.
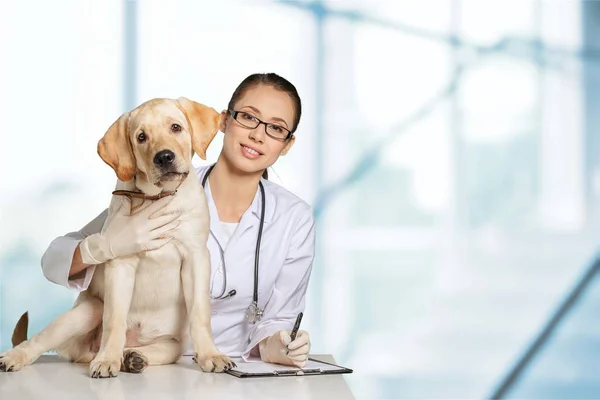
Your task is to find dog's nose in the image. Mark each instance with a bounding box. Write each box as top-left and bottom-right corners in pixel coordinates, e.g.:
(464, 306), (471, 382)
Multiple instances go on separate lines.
(154, 150), (175, 167)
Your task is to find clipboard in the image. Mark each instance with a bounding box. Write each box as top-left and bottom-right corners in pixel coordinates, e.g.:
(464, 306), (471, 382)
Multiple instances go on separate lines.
(225, 357), (353, 378)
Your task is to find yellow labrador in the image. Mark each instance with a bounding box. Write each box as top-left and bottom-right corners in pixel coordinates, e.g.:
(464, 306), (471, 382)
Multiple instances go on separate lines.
(0, 97), (234, 377)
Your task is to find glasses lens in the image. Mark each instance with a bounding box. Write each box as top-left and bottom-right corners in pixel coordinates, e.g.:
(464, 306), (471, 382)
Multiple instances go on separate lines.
(266, 124), (289, 140)
(235, 111), (259, 128)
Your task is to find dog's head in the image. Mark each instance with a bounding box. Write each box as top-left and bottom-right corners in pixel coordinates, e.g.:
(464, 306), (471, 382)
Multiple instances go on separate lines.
(97, 97), (220, 187)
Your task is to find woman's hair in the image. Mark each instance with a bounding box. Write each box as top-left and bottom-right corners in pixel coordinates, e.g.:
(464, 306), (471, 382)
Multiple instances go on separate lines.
(226, 73), (302, 180)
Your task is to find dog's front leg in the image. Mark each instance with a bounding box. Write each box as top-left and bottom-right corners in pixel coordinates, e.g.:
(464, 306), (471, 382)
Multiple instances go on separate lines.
(182, 245), (235, 373)
(89, 257), (138, 378)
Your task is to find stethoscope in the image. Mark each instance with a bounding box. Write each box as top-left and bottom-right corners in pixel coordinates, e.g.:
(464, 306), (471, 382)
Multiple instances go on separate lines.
(202, 164), (265, 324)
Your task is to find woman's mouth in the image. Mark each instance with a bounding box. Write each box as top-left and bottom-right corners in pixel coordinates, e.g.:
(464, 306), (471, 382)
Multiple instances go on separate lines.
(241, 144), (262, 159)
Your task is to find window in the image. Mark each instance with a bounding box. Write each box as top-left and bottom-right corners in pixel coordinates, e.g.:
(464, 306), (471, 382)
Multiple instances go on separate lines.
(0, 0), (123, 349)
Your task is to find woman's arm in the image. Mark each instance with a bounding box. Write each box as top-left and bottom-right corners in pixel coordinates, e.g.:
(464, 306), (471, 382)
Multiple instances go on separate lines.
(70, 243), (91, 278)
(41, 196), (179, 291)
(41, 209), (108, 291)
(242, 205), (316, 362)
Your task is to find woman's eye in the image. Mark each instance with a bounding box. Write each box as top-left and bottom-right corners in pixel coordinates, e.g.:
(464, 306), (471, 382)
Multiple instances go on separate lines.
(137, 132), (147, 142)
(241, 112), (255, 121)
(269, 124), (284, 133)
(171, 123), (182, 133)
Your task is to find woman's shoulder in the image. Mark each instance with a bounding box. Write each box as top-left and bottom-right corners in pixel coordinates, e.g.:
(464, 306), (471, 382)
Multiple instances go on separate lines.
(261, 178), (314, 224)
(194, 164), (212, 178)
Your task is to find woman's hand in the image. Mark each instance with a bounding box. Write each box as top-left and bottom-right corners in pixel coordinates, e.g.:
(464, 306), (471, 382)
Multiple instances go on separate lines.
(259, 330), (311, 368)
(79, 196), (179, 265)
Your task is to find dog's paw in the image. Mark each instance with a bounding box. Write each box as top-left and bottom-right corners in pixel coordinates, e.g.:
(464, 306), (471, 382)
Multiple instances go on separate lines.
(89, 357), (120, 378)
(121, 350), (148, 374)
(0, 349), (30, 372)
(193, 352), (236, 373)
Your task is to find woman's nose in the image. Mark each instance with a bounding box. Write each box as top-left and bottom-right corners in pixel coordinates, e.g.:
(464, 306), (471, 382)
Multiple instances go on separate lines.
(248, 124), (265, 143)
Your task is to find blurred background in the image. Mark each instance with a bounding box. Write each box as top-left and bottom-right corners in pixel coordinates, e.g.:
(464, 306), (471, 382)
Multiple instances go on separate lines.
(2, 0), (600, 398)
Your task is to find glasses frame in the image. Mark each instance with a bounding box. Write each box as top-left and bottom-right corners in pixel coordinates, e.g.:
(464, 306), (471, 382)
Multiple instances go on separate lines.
(228, 109), (293, 141)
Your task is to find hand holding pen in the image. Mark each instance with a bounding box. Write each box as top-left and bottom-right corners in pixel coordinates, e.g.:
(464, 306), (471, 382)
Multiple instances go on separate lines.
(260, 313), (311, 368)
(282, 313), (310, 367)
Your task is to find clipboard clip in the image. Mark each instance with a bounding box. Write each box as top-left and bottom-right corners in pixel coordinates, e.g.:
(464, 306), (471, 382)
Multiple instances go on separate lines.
(274, 368), (322, 376)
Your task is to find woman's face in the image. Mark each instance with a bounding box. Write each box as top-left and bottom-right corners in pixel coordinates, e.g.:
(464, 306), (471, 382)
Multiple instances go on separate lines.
(220, 84), (296, 176)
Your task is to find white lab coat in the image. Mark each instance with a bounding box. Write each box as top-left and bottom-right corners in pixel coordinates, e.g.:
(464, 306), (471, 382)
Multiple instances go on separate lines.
(40, 164), (316, 360)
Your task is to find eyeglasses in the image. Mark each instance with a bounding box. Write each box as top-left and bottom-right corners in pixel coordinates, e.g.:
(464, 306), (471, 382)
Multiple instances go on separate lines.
(229, 109), (293, 141)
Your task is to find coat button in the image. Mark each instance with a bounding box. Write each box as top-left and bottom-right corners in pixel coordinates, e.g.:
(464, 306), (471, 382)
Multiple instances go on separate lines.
(211, 311), (218, 317)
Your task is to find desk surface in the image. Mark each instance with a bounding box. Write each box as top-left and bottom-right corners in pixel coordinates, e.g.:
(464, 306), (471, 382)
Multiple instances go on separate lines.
(0, 354), (354, 400)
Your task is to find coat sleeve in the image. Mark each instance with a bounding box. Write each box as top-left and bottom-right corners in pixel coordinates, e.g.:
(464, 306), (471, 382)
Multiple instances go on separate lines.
(40, 209), (108, 291)
(242, 205), (316, 360)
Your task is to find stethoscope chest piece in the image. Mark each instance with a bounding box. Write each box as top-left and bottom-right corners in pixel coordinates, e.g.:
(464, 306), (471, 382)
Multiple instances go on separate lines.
(246, 301), (263, 324)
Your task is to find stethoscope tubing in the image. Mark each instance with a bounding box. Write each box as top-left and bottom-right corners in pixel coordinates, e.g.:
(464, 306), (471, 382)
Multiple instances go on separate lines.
(202, 165), (265, 309)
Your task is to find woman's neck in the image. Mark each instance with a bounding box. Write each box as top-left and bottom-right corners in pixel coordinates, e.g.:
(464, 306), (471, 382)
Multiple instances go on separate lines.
(208, 155), (263, 223)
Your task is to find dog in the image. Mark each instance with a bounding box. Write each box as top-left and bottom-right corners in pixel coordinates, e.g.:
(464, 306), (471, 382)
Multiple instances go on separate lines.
(0, 97), (235, 377)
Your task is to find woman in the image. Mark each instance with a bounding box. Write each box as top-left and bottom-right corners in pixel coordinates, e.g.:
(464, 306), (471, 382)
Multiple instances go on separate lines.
(41, 73), (314, 368)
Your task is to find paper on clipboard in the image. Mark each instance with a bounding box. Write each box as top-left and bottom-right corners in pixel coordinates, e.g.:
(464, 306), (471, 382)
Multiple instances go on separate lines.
(225, 357), (353, 378)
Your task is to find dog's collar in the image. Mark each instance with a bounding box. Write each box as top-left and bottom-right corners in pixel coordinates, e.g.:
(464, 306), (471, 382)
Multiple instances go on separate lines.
(112, 189), (177, 200)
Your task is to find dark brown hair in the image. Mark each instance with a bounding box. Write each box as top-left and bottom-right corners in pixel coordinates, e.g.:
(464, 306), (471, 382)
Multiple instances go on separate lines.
(227, 73), (302, 180)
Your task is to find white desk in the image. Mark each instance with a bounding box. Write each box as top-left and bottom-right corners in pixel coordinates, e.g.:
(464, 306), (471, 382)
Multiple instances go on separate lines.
(0, 354), (355, 400)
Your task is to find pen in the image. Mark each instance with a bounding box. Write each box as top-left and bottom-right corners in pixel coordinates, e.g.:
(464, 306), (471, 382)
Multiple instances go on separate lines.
(286, 312), (303, 357)
(290, 312), (303, 342)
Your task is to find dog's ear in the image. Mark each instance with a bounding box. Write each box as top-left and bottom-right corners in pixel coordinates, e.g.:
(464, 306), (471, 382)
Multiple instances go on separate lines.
(176, 97), (220, 160)
(97, 112), (135, 182)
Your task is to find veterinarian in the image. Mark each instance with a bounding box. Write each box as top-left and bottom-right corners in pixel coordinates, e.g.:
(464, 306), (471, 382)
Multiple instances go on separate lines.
(40, 72), (314, 368)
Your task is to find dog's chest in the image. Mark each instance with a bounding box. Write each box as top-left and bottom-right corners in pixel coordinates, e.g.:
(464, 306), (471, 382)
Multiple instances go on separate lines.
(136, 241), (182, 276)
(130, 243), (184, 303)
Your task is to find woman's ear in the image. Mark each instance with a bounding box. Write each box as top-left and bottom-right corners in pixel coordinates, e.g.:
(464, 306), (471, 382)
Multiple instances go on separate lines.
(219, 109), (228, 133)
(280, 135), (295, 156)
(97, 112), (135, 181)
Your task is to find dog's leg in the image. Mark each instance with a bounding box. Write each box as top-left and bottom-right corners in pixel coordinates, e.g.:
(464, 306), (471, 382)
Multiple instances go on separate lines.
(89, 259), (137, 378)
(0, 297), (103, 372)
(56, 324), (102, 364)
(121, 339), (184, 374)
(182, 246), (235, 373)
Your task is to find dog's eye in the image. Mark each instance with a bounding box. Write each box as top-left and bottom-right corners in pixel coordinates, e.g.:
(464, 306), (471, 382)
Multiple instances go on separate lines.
(171, 124), (182, 133)
(137, 132), (147, 142)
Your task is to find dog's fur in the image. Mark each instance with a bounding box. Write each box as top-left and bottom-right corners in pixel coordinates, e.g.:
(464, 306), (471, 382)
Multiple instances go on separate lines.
(0, 97), (234, 377)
